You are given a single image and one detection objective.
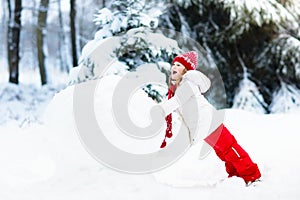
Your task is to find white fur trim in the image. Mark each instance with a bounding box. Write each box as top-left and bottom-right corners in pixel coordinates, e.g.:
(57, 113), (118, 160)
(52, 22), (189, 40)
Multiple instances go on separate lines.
(182, 70), (211, 93)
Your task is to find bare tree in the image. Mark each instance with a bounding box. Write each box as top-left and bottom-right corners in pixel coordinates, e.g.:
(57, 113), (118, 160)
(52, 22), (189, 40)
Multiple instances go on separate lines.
(70, 0), (78, 67)
(7, 0), (22, 84)
(36, 0), (49, 85)
(1, 1), (7, 63)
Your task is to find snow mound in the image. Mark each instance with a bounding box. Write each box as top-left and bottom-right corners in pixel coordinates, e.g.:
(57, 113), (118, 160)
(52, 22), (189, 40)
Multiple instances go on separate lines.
(1, 74), (300, 199)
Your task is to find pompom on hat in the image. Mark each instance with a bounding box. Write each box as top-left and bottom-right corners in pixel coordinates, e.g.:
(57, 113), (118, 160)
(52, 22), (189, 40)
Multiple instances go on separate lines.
(172, 51), (198, 71)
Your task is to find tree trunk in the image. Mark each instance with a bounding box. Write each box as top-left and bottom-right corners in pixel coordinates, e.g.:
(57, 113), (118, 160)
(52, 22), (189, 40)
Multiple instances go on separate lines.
(70, 0), (78, 67)
(36, 0), (49, 85)
(7, 0), (22, 84)
(57, 0), (70, 72)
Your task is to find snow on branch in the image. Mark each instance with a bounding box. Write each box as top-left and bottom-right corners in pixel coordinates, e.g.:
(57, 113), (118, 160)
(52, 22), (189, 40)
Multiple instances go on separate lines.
(93, 0), (166, 39)
(255, 33), (300, 80)
(166, 0), (203, 8)
(219, 0), (299, 40)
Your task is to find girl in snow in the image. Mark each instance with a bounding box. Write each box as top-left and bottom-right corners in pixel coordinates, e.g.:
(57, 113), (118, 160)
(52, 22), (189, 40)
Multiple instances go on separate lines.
(157, 51), (261, 186)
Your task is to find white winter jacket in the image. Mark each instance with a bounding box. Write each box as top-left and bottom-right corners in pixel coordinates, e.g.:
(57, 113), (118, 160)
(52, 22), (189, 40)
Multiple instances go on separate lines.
(158, 70), (222, 145)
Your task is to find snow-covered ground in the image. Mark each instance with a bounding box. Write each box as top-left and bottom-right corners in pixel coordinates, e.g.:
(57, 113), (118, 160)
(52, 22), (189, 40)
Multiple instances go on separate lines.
(1, 74), (300, 200)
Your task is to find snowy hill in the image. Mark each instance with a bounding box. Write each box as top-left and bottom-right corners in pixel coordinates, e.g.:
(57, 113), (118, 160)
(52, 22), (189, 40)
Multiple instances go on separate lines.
(0, 75), (300, 200)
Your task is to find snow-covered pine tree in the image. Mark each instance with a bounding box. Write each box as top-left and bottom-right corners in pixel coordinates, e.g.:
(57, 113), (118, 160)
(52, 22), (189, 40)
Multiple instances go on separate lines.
(86, 0), (225, 104)
(232, 44), (268, 114)
(269, 82), (300, 113)
(76, 0), (182, 102)
(233, 77), (268, 114)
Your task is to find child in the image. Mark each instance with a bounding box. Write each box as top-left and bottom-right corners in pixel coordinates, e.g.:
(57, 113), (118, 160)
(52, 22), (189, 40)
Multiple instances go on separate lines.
(157, 51), (261, 186)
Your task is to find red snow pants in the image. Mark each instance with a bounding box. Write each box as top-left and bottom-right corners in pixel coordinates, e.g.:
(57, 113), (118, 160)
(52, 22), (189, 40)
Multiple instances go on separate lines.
(204, 124), (261, 183)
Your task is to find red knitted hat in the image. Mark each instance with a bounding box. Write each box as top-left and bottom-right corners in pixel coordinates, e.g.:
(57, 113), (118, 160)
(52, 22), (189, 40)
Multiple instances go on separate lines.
(172, 51), (198, 70)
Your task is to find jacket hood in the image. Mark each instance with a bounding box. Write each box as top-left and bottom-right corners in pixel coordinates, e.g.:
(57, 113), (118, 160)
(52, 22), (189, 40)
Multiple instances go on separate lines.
(182, 70), (211, 93)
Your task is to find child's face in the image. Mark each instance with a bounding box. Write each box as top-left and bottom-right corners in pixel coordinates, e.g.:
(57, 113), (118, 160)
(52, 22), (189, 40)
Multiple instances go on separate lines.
(171, 61), (186, 81)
